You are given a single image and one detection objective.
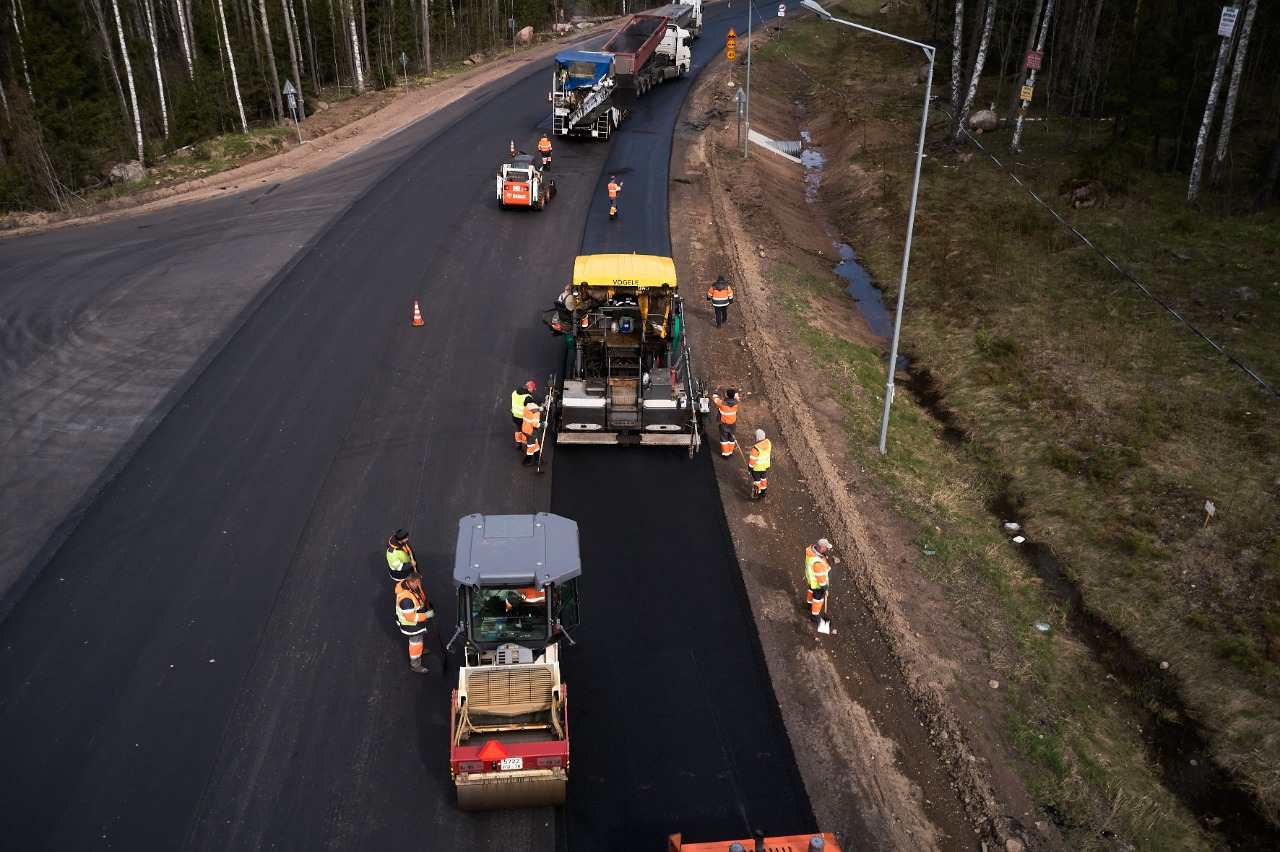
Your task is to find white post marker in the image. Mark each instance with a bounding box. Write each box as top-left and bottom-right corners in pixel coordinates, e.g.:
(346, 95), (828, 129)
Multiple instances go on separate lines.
(400, 52), (409, 94)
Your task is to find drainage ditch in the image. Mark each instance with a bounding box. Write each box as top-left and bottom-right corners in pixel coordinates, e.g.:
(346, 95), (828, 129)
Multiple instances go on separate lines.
(799, 116), (1279, 847)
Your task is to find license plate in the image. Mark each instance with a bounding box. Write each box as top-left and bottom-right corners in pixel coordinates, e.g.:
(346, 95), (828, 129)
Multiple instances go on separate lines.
(498, 756), (524, 771)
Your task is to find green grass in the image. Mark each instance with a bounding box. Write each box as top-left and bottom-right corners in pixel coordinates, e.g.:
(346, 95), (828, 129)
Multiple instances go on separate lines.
(744, 1), (1280, 845)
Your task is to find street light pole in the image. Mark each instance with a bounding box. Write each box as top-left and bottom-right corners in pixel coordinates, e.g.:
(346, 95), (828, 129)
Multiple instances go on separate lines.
(744, 0), (752, 159)
(800, 0), (934, 454)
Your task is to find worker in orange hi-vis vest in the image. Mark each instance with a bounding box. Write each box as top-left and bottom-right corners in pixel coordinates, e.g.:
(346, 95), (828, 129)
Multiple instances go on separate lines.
(607, 176), (622, 219)
(710, 388), (740, 458)
(394, 571), (436, 674)
(707, 275), (734, 327)
(748, 428), (771, 500)
(804, 539), (833, 624)
(538, 134), (553, 171)
(518, 402), (542, 466)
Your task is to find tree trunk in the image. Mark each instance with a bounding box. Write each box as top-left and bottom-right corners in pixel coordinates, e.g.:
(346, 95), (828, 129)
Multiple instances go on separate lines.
(281, 0), (306, 118)
(257, 0), (285, 122)
(422, 0), (432, 75)
(1210, 0), (1257, 187)
(1010, 0), (1055, 152)
(345, 0), (366, 94)
(110, 0), (145, 163)
(1005, 0), (1045, 124)
(954, 0), (997, 142)
(300, 0), (320, 98)
(948, 0), (964, 138)
(11, 0), (34, 99)
(173, 0), (195, 77)
(217, 0), (249, 132)
(143, 0), (170, 138)
(359, 0), (370, 85)
(1187, 0), (1240, 205)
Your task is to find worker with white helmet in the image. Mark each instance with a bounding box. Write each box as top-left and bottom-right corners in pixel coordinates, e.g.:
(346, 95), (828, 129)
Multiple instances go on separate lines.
(804, 539), (833, 625)
(748, 428), (771, 500)
(518, 401), (543, 466)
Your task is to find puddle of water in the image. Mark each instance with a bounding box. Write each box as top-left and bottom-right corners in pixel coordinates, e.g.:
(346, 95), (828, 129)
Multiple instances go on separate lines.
(798, 126), (893, 341)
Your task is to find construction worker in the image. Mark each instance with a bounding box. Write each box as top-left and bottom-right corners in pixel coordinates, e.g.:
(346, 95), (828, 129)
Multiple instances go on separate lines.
(707, 275), (734, 327)
(607, 176), (622, 219)
(748, 428), (771, 499)
(512, 380), (537, 429)
(710, 388), (740, 459)
(804, 539), (833, 624)
(538, 134), (553, 170)
(395, 570), (436, 674)
(386, 529), (416, 583)
(518, 401), (542, 465)
(504, 586), (547, 612)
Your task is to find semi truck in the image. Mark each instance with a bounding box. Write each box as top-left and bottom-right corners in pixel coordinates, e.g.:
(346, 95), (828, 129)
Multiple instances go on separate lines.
(550, 1), (698, 138)
(446, 513), (582, 810)
(544, 254), (709, 454)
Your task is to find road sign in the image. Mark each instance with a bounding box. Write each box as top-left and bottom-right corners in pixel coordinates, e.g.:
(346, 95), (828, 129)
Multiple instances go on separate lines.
(726, 29), (737, 61)
(778, 3), (786, 15)
(400, 52), (408, 67)
(1020, 84), (1034, 102)
(727, 49), (736, 60)
(1025, 49), (1043, 70)
(1218, 6), (1238, 37)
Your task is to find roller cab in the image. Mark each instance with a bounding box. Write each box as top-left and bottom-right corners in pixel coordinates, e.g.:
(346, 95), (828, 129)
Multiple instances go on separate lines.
(448, 513), (581, 810)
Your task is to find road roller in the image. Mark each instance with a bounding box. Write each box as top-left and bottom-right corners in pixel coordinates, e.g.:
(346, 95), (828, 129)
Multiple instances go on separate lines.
(446, 512), (581, 810)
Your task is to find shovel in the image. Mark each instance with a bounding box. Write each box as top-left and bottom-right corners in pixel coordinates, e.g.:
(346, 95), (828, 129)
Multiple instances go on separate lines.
(817, 592), (832, 634)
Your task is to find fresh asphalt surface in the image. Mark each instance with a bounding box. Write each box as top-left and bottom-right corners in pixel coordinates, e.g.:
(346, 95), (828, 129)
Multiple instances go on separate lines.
(0, 4), (818, 850)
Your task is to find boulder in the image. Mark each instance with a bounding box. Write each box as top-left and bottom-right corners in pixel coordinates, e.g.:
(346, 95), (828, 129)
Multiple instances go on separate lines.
(1059, 179), (1108, 209)
(109, 160), (147, 185)
(516, 25), (534, 45)
(968, 109), (999, 133)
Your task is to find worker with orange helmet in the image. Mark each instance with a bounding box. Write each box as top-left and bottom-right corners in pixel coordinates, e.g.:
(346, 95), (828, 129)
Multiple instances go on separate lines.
(511, 380), (537, 428)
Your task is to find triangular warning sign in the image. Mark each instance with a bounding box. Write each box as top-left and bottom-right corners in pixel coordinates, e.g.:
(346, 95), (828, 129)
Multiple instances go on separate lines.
(478, 740), (509, 761)
(727, 28), (737, 37)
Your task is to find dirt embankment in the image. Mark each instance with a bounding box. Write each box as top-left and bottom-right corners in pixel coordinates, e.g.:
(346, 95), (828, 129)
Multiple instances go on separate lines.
(5, 29), (1056, 850)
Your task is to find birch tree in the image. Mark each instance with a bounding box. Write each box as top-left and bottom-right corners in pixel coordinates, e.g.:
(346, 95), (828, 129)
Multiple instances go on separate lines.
(1188, 0), (1241, 205)
(173, 0), (195, 77)
(11, 0), (33, 99)
(951, 0), (998, 141)
(950, 0), (964, 116)
(345, 0), (366, 94)
(217, 0), (249, 131)
(1010, 0), (1055, 152)
(110, 0), (145, 163)
(143, 0), (169, 137)
(1210, 0), (1257, 187)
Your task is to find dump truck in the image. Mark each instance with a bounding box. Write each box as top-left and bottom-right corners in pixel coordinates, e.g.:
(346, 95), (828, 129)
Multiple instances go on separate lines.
(651, 0), (703, 39)
(446, 512), (582, 810)
(550, 6), (693, 138)
(667, 832), (843, 851)
(497, 153), (556, 209)
(543, 254), (708, 454)
(601, 12), (692, 96)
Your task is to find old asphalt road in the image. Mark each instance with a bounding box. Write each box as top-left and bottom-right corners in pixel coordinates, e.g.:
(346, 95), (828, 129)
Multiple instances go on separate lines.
(0, 5), (816, 851)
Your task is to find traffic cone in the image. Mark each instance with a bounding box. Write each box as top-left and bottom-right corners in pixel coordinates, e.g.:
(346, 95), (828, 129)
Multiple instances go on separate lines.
(412, 301), (424, 326)
(509, 139), (515, 156)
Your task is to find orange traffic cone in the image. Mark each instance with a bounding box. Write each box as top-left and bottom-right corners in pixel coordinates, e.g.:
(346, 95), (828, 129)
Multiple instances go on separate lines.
(412, 301), (424, 326)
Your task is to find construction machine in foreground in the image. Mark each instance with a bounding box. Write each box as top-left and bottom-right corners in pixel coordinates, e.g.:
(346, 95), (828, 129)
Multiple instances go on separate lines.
(446, 512), (582, 810)
(543, 254), (708, 455)
(498, 153), (556, 209)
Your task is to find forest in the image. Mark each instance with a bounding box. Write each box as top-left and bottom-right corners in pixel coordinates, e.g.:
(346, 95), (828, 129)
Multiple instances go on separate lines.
(0, 0), (1277, 214)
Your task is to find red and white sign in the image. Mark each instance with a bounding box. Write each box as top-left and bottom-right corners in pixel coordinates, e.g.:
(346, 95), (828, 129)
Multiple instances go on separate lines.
(1025, 49), (1043, 71)
(778, 3), (786, 16)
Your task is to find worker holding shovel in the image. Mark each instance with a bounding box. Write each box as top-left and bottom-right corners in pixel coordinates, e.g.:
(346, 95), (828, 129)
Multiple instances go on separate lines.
(804, 538), (833, 629)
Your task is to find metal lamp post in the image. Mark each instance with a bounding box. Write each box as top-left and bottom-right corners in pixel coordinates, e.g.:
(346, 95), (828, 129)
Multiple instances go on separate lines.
(800, 0), (934, 454)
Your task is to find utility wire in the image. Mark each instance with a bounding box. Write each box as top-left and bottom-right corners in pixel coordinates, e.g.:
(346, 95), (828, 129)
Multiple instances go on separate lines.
(751, 10), (1278, 399)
